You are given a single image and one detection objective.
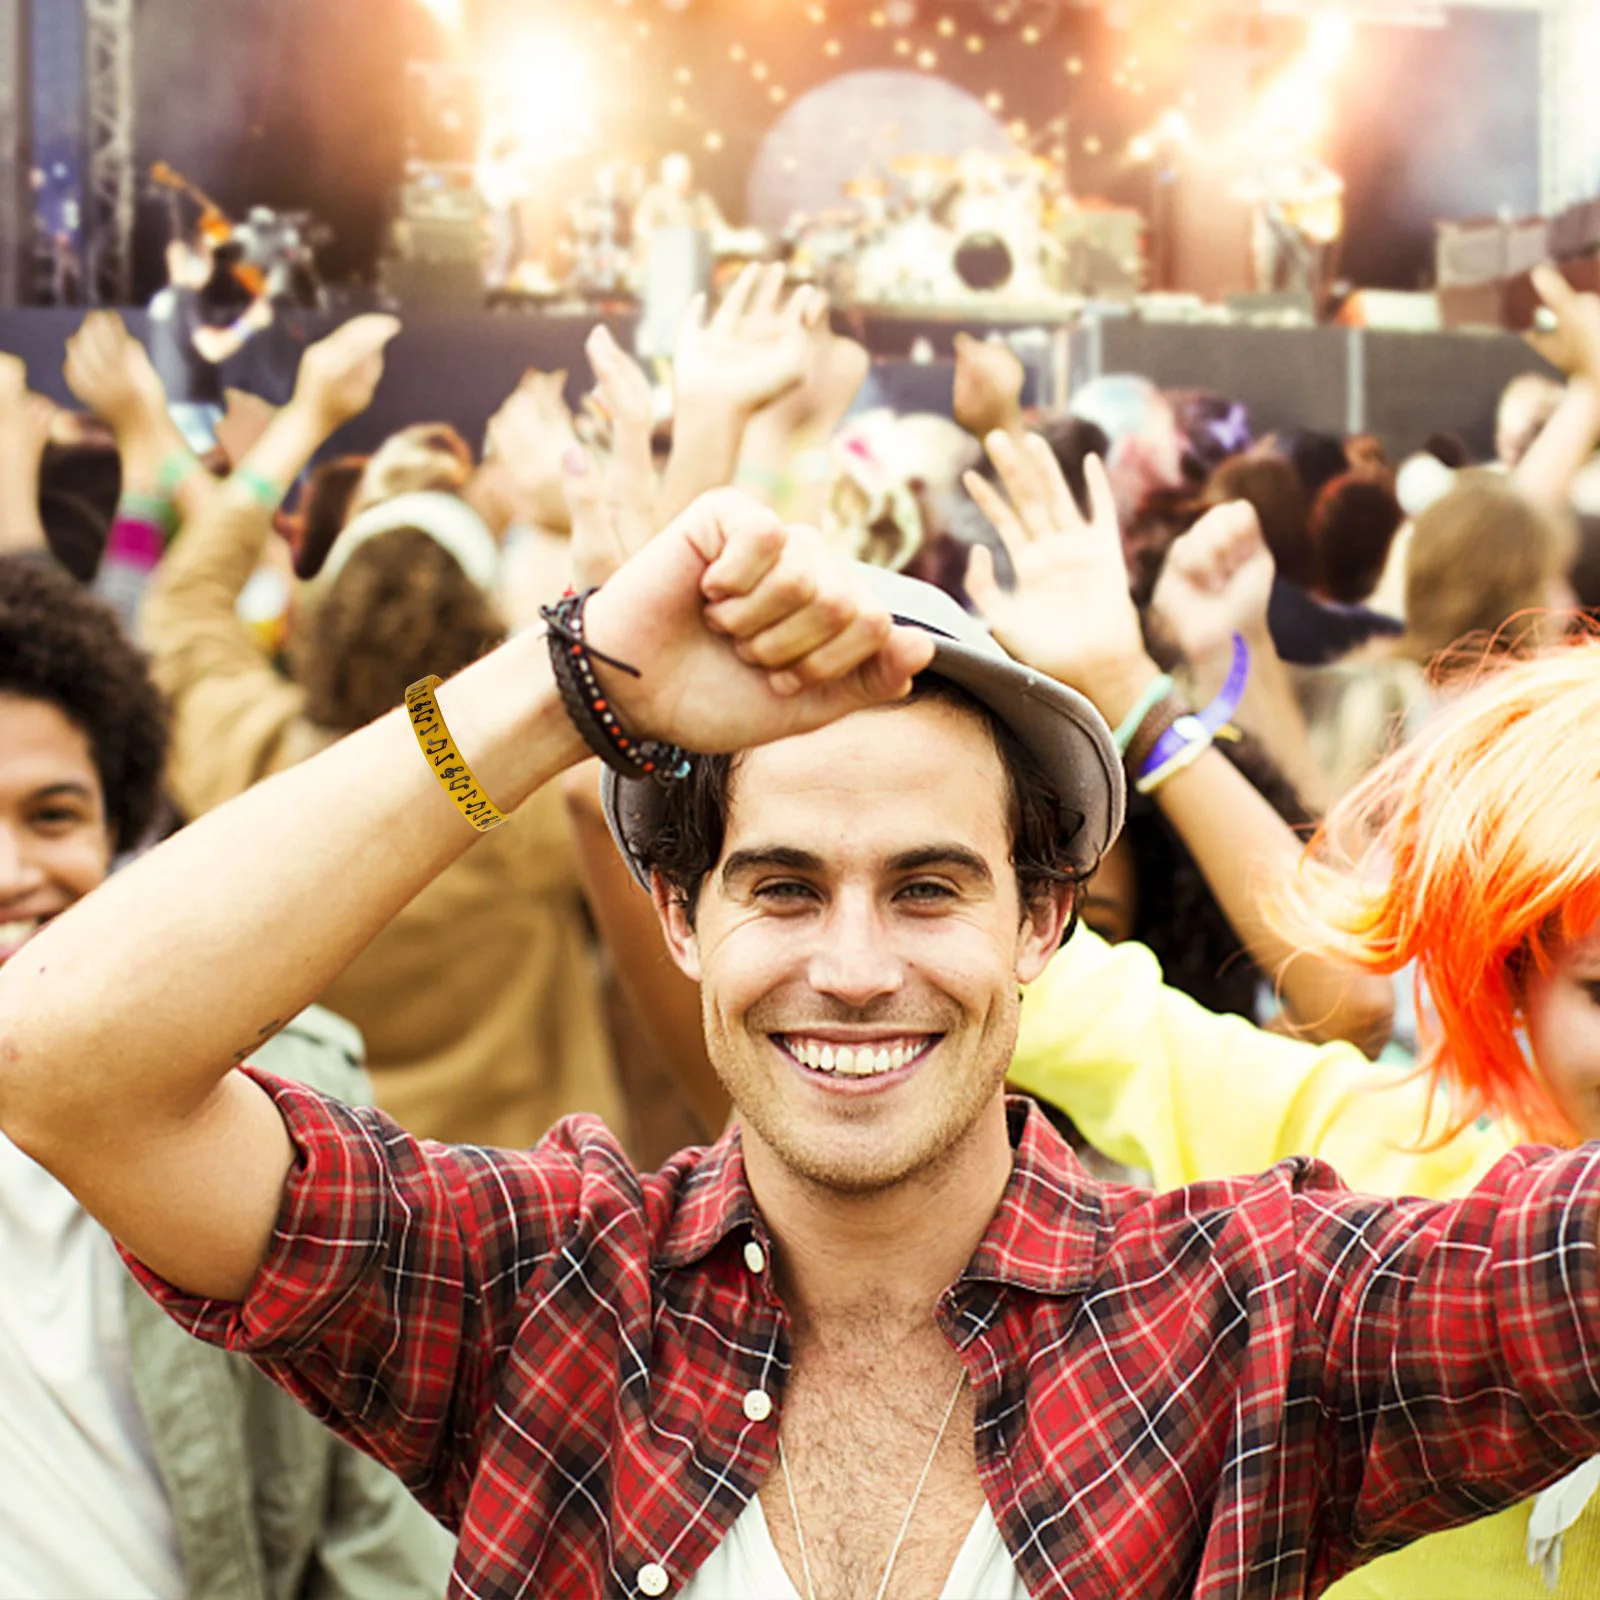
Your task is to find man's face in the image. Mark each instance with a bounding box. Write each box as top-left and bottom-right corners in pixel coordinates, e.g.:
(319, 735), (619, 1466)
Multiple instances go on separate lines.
(0, 694), (112, 966)
(657, 697), (1070, 1194)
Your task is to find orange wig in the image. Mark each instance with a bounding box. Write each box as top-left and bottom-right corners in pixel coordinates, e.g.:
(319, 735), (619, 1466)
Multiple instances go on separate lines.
(1279, 633), (1600, 1146)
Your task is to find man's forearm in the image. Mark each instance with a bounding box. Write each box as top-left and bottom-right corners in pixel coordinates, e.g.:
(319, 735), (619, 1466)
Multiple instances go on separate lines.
(0, 626), (586, 1157)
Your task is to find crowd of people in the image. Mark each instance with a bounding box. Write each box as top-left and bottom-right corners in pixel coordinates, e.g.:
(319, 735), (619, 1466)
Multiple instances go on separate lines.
(2, 246), (1600, 1600)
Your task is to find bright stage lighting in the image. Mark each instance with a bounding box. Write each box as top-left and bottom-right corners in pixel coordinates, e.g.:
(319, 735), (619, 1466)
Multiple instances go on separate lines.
(414, 0), (464, 33)
(485, 32), (596, 161)
(1307, 12), (1354, 74)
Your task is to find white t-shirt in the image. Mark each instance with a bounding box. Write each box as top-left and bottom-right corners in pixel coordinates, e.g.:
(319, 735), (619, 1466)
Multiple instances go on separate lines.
(0, 1134), (186, 1599)
(681, 1492), (1031, 1600)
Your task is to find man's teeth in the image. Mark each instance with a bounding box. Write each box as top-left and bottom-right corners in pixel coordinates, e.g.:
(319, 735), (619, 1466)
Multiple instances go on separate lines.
(0, 919), (39, 947)
(784, 1038), (927, 1076)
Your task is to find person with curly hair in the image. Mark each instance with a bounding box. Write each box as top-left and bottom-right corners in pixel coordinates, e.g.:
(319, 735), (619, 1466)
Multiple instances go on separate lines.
(0, 553), (455, 1598)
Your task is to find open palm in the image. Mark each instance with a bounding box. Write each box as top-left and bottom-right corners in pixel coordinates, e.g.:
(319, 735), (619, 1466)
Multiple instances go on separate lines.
(963, 431), (1145, 691)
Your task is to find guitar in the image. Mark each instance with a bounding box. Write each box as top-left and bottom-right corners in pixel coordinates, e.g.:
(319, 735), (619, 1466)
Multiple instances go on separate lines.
(149, 161), (267, 294)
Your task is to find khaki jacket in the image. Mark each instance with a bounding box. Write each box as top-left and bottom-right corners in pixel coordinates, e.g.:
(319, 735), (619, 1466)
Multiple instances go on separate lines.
(140, 494), (619, 1148)
(124, 1007), (457, 1598)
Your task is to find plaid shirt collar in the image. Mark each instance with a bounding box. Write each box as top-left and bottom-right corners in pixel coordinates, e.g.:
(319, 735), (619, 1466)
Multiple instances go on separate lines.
(656, 1097), (1101, 1299)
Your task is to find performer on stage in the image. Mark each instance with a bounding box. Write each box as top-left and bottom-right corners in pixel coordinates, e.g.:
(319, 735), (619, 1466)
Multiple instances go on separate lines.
(476, 96), (537, 294)
(631, 153), (727, 375)
(1242, 129), (1345, 301)
(147, 233), (273, 454)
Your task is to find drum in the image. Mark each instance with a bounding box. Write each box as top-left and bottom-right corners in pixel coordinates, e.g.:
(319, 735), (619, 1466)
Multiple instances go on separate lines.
(952, 231), (1014, 292)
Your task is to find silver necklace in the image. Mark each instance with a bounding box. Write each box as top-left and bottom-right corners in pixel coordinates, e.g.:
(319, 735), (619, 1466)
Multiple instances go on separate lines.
(775, 1367), (969, 1600)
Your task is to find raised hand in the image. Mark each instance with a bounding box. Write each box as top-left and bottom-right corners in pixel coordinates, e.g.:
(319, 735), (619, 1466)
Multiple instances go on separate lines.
(583, 488), (934, 756)
(672, 262), (824, 419)
(1149, 501), (1274, 665)
(1525, 263), (1600, 382)
(484, 367), (579, 532)
(214, 387), (279, 468)
(952, 332), (1025, 440)
(62, 311), (171, 435)
(568, 324), (659, 589)
(963, 430), (1152, 714)
(290, 314), (401, 434)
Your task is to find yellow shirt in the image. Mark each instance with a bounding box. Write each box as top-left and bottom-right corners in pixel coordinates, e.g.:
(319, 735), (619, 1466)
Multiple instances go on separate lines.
(1013, 929), (1600, 1599)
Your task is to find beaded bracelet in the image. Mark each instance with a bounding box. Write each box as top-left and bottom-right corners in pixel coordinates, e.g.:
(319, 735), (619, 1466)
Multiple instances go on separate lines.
(403, 675), (508, 833)
(539, 590), (693, 785)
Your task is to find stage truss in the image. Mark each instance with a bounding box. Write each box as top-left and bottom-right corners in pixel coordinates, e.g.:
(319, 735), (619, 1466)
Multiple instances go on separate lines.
(85, 0), (133, 305)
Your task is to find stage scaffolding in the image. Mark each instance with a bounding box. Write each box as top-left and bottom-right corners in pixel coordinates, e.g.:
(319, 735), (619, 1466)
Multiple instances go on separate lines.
(85, 0), (133, 305)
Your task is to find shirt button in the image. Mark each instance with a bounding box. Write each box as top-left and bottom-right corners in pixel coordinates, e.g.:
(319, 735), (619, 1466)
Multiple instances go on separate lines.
(743, 1240), (767, 1273)
(743, 1388), (774, 1423)
(638, 1562), (669, 1596)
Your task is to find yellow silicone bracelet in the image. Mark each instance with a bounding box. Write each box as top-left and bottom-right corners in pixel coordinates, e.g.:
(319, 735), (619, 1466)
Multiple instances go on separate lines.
(404, 676), (508, 833)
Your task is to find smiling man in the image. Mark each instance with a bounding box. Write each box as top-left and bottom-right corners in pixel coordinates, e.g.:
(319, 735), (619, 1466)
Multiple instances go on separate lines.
(6, 486), (1600, 1600)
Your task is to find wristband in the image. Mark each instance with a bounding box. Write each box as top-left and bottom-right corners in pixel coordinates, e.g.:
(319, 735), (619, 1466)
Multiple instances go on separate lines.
(1111, 672), (1176, 754)
(230, 465), (284, 514)
(403, 675), (508, 833)
(116, 490), (178, 538)
(1136, 634), (1252, 795)
(1122, 687), (1190, 780)
(156, 451), (199, 498)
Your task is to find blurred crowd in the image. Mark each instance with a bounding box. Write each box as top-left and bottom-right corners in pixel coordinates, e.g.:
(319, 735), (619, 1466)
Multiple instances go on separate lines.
(4, 254), (1600, 1597)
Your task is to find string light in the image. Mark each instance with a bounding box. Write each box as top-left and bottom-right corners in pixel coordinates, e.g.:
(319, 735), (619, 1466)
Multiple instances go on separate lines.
(668, 95), (686, 114)
(805, 4), (827, 21)
(966, 34), (984, 53)
(869, 9), (887, 27)
(704, 130), (724, 151)
(984, 90), (1004, 111)
(729, 43), (747, 62)
(894, 37), (912, 55)
(1084, 134), (1102, 154)
(769, 85), (788, 103)
(917, 47), (937, 68)
(1066, 56), (1083, 74)
(936, 16), (955, 35)
(674, 65), (692, 83)
(824, 37), (843, 56)
(751, 60), (769, 80)
(1008, 117), (1029, 140)
(1021, 24), (1040, 44)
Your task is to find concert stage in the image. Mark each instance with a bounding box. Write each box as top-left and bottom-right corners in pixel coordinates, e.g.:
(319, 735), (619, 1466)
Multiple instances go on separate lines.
(0, 305), (1550, 464)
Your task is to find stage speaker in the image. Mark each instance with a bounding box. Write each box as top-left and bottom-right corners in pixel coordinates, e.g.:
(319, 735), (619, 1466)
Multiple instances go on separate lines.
(379, 256), (483, 311)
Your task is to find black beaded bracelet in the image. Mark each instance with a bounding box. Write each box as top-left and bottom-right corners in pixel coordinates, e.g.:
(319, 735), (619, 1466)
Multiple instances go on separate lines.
(540, 590), (693, 785)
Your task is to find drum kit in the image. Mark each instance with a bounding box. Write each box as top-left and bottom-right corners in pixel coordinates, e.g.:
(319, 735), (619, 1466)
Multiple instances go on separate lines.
(785, 149), (1139, 307)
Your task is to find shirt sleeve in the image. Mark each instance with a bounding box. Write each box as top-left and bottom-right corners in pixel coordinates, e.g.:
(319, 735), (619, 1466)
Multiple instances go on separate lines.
(1290, 1145), (1600, 1581)
(120, 1069), (604, 1520)
(1010, 927), (1512, 1197)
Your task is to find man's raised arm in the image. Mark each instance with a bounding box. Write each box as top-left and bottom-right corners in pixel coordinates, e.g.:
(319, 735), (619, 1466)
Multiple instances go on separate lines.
(0, 485), (932, 1302)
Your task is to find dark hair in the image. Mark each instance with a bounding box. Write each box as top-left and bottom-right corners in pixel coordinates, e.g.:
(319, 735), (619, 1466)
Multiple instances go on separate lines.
(1206, 454), (1313, 587)
(1309, 474), (1405, 605)
(292, 454), (368, 579)
(0, 555), (169, 852)
(297, 526), (505, 732)
(636, 674), (1087, 922)
(1268, 429), (1350, 502)
(1122, 729), (1309, 1017)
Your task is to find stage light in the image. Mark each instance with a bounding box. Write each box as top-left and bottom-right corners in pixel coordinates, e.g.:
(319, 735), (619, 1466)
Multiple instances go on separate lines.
(704, 130), (724, 151)
(674, 65), (693, 83)
(937, 17), (956, 36)
(1084, 134), (1102, 154)
(966, 35), (985, 53)
(1021, 25), (1040, 44)
(729, 42), (747, 61)
(917, 47), (937, 68)
(751, 60), (769, 80)
(1065, 55), (1083, 74)
(769, 85), (788, 102)
(1156, 108), (1191, 145)
(805, 4), (827, 20)
(1308, 12), (1354, 73)
(486, 30), (595, 161)
(414, 0), (463, 32)
(868, 9), (888, 28)
(885, 0), (918, 24)
(824, 38), (843, 56)
(894, 37), (913, 55)
(1128, 133), (1155, 163)
(984, 90), (1004, 111)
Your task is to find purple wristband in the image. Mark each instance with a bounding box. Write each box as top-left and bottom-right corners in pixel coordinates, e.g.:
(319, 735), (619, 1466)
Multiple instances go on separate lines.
(1140, 634), (1251, 781)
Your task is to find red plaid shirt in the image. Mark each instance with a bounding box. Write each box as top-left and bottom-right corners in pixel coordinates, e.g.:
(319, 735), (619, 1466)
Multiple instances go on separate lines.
(126, 1072), (1600, 1600)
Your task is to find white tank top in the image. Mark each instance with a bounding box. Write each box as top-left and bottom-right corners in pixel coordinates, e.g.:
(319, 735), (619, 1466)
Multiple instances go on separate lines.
(681, 1492), (1031, 1599)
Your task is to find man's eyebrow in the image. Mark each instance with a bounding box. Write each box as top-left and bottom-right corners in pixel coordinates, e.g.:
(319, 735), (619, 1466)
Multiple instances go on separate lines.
(885, 845), (993, 884)
(720, 846), (826, 887)
(31, 781), (96, 803)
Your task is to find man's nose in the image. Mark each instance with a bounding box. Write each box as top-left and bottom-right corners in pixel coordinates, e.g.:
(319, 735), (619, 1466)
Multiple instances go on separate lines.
(805, 890), (905, 1008)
